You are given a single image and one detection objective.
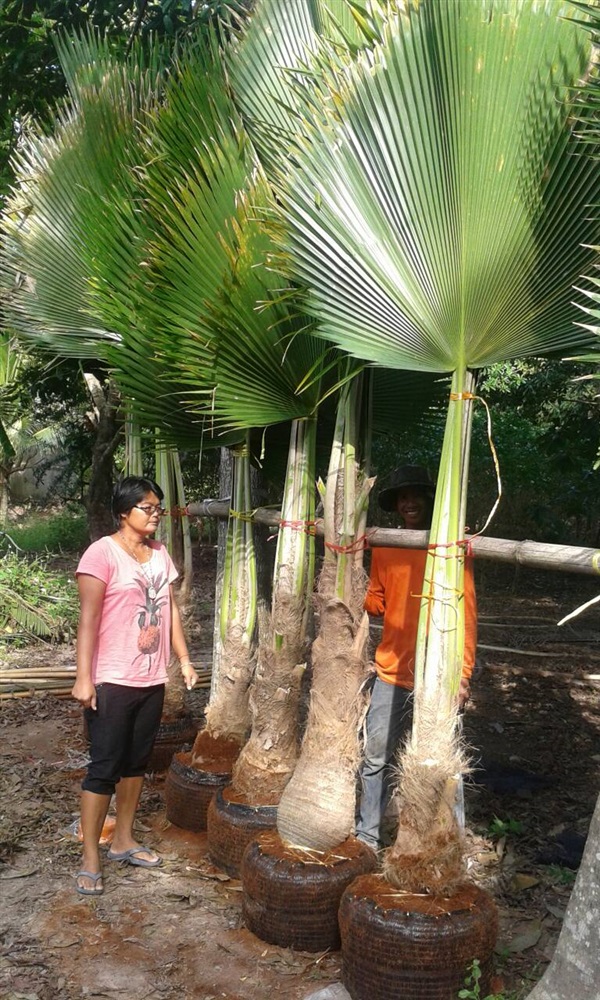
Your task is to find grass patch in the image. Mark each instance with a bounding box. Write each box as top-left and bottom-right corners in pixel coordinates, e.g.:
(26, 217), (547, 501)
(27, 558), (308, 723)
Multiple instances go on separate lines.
(4, 508), (88, 555)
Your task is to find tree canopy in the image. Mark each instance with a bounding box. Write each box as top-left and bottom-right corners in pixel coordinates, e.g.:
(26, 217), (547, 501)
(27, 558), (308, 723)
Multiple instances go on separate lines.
(0, 0), (250, 197)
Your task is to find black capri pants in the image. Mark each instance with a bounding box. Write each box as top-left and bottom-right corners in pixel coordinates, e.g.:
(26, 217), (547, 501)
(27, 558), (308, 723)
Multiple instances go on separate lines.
(82, 682), (165, 795)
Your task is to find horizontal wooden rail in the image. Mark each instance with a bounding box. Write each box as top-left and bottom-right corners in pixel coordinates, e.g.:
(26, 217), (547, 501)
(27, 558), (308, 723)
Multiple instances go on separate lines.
(187, 501), (600, 577)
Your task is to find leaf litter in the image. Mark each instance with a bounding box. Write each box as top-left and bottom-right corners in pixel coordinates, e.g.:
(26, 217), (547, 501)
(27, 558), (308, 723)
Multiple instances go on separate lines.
(0, 572), (599, 998)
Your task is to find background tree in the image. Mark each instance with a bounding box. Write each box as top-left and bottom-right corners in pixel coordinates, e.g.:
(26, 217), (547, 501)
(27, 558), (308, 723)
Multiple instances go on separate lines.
(0, 0), (251, 197)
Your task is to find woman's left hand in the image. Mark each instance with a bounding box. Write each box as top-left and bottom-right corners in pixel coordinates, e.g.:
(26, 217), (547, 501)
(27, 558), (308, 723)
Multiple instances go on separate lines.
(181, 662), (199, 691)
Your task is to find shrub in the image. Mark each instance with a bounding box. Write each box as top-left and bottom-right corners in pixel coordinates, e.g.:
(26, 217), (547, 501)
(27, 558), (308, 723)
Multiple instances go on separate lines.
(0, 550), (79, 646)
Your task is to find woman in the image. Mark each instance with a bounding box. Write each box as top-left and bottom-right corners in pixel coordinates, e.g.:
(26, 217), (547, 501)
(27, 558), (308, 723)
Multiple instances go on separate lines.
(72, 476), (199, 896)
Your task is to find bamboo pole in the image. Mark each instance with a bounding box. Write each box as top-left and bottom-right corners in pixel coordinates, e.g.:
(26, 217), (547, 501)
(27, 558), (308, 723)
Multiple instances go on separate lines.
(0, 670), (213, 683)
(0, 679), (213, 699)
(187, 502), (600, 577)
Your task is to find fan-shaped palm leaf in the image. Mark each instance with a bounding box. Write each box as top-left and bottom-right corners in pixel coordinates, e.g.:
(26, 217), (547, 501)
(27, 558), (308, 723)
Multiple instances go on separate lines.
(227, 0), (372, 171)
(1, 34), (215, 449)
(271, 1), (599, 372)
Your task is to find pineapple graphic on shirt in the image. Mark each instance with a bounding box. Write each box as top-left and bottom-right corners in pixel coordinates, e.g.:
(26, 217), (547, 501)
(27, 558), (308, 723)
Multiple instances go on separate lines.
(134, 569), (168, 667)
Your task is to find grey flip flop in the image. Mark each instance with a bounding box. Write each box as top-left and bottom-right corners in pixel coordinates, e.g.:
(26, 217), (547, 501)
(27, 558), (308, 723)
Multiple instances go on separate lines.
(106, 846), (162, 868)
(76, 870), (104, 896)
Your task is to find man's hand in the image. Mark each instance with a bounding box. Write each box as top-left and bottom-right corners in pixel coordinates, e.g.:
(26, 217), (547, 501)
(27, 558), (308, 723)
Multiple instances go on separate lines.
(458, 678), (471, 711)
(72, 678), (97, 711)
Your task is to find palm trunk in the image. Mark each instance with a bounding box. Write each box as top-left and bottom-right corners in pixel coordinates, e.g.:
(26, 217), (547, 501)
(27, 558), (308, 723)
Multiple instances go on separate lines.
(384, 368), (476, 893)
(276, 374), (374, 849)
(231, 415), (317, 799)
(200, 439), (257, 750)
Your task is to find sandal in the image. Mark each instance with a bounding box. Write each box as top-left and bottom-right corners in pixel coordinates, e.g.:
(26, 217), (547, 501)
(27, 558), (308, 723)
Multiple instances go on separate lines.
(76, 870), (104, 896)
(106, 845), (162, 868)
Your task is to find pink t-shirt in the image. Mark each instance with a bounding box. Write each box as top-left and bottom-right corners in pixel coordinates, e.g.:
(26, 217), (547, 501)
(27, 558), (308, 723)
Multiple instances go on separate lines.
(76, 536), (178, 687)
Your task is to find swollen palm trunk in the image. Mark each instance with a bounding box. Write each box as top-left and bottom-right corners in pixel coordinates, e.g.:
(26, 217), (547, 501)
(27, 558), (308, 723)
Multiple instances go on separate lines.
(231, 416), (317, 799)
(277, 374), (374, 850)
(275, 564), (371, 850)
(384, 370), (475, 892)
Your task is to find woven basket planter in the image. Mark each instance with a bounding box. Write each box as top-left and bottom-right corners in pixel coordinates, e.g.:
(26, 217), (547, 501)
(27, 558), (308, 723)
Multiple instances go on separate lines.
(165, 751), (232, 833)
(206, 786), (278, 878)
(242, 830), (377, 952)
(148, 715), (197, 773)
(339, 874), (498, 1000)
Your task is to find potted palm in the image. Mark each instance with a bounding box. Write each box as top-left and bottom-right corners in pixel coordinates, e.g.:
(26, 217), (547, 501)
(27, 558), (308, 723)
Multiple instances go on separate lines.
(229, 0), (600, 986)
(1, 30), (329, 847)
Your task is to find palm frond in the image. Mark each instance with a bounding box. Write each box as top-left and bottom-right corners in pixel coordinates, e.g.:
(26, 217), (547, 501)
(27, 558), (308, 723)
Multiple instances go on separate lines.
(263, 0), (600, 371)
(0, 585), (58, 638)
(227, 0), (378, 172)
(138, 35), (328, 432)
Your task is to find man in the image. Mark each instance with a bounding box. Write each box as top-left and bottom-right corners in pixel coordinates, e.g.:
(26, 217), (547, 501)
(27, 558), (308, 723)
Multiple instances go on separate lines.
(355, 465), (477, 851)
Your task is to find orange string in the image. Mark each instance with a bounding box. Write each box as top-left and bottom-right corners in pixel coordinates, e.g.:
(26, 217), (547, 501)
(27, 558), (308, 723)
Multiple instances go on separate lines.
(267, 518), (319, 542)
(427, 538), (474, 557)
(279, 519), (318, 535)
(325, 533), (371, 554)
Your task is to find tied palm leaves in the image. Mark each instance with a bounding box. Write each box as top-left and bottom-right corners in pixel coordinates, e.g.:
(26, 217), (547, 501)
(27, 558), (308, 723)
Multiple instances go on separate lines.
(229, 0), (448, 845)
(248, 0), (600, 886)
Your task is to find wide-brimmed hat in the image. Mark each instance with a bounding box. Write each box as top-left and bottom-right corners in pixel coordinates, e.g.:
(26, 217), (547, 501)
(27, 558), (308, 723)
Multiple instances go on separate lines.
(377, 465), (436, 512)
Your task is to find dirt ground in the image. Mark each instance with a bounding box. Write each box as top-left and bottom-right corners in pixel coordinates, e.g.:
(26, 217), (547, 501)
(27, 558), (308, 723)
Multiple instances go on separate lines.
(1, 546), (599, 1000)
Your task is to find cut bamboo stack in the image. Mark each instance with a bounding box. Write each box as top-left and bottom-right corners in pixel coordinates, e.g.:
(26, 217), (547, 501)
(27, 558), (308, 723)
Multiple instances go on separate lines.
(0, 665), (213, 700)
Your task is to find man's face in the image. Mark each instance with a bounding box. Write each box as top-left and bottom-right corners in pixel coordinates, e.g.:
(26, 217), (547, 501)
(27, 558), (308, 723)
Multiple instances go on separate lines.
(395, 486), (431, 529)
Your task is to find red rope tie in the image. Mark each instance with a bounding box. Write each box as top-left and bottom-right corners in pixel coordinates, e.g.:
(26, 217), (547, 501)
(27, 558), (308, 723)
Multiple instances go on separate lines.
(324, 533), (371, 554)
(163, 505), (190, 518)
(267, 518), (319, 542)
(449, 392), (476, 401)
(279, 519), (319, 536)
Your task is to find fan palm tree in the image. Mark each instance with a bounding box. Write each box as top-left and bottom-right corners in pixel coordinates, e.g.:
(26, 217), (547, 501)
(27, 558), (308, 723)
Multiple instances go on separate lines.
(234, 0), (600, 884)
(223, 0), (451, 847)
(0, 32), (261, 752)
(1, 30), (332, 791)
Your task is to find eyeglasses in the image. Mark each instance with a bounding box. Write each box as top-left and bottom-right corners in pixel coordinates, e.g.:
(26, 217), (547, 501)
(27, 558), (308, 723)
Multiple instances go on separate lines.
(133, 504), (166, 516)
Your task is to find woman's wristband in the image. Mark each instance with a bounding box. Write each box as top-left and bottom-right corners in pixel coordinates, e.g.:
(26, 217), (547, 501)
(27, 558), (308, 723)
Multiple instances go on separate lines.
(180, 659), (193, 669)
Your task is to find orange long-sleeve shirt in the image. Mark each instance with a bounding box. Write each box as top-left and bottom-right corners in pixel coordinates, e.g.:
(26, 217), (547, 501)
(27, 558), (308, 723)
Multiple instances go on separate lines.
(364, 547), (477, 689)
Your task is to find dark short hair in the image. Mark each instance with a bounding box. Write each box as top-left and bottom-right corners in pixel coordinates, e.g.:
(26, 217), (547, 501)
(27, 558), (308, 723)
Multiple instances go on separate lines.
(112, 476), (164, 523)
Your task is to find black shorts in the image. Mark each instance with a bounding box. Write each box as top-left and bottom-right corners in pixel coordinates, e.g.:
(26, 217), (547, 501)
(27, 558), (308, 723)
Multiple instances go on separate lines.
(82, 682), (165, 795)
